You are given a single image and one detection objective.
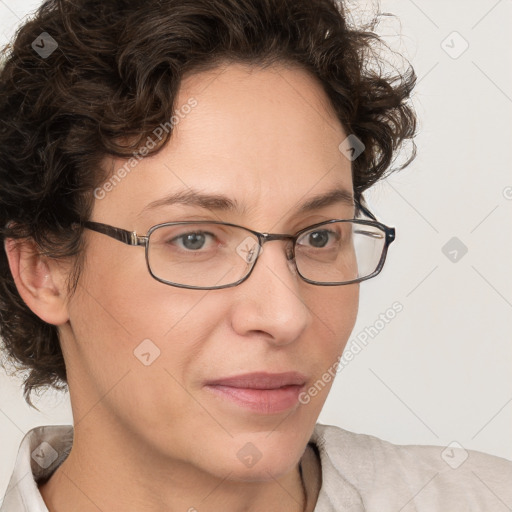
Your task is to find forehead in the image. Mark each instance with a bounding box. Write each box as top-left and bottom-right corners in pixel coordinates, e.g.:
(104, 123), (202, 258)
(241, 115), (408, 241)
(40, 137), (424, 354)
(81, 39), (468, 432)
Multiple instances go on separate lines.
(173, 61), (347, 167)
(95, 62), (353, 227)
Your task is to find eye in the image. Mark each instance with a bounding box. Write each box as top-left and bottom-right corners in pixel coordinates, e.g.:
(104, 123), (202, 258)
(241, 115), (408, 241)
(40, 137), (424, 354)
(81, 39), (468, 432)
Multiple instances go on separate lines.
(306, 230), (330, 248)
(171, 231), (216, 251)
(297, 228), (340, 249)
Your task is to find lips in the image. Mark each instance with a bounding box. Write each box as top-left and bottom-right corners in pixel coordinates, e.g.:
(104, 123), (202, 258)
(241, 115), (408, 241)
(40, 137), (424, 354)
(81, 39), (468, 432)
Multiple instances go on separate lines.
(204, 371), (307, 389)
(203, 372), (307, 414)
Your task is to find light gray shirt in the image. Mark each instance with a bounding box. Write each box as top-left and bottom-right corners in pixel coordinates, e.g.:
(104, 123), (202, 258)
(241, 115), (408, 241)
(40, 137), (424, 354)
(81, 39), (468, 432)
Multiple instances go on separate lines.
(1, 423), (511, 511)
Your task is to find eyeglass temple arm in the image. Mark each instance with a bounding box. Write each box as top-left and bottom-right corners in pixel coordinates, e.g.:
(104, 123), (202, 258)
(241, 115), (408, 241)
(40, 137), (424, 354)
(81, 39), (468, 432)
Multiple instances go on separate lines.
(81, 221), (147, 246)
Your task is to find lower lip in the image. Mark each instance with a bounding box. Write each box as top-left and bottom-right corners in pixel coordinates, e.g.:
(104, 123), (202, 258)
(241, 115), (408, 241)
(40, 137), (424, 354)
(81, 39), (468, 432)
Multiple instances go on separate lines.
(204, 384), (304, 414)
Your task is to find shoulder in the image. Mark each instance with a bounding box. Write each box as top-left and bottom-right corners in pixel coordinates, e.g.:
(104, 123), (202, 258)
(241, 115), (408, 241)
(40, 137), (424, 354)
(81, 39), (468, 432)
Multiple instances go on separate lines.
(1, 425), (73, 512)
(310, 422), (512, 511)
(17, 424), (74, 479)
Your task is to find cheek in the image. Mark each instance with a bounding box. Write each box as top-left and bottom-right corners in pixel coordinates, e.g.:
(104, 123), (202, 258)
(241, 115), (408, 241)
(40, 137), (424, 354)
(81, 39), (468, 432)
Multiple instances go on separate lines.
(298, 284), (359, 409)
(65, 242), (227, 405)
(65, 259), (233, 462)
(307, 282), (359, 350)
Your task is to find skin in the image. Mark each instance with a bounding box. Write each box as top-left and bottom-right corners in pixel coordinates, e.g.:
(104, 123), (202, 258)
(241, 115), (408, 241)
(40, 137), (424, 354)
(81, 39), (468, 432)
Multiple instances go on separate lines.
(6, 62), (359, 512)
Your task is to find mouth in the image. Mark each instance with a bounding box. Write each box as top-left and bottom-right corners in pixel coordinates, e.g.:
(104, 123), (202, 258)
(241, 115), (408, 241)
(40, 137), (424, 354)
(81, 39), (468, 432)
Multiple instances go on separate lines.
(203, 372), (307, 414)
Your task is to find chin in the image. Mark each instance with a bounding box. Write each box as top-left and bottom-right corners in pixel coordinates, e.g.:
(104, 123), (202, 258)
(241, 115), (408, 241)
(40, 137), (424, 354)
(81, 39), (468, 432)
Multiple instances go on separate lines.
(182, 431), (304, 483)
(226, 434), (304, 481)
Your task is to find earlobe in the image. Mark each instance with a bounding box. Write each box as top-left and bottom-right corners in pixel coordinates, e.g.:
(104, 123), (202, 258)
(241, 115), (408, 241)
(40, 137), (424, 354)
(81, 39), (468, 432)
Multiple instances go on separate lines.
(4, 237), (70, 326)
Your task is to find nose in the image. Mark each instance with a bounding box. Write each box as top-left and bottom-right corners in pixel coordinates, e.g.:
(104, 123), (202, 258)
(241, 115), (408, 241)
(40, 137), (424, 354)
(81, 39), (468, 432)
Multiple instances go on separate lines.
(229, 240), (312, 345)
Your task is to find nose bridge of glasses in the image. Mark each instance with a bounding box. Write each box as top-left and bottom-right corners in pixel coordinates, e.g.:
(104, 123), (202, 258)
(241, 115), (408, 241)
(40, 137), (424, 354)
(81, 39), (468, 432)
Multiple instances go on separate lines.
(260, 232), (295, 243)
(258, 232), (296, 258)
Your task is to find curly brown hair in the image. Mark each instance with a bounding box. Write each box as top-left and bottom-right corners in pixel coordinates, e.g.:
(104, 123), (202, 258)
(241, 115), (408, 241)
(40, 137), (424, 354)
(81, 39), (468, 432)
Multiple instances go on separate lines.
(0, 0), (416, 406)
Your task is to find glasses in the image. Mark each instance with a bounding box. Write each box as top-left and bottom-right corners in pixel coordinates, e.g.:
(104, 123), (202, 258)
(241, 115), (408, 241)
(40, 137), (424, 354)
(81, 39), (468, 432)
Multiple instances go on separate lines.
(81, 212), (395, 290)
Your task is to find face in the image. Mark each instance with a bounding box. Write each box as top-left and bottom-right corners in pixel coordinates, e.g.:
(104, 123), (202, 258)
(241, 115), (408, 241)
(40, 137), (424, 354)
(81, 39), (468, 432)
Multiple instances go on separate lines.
(60, 62), (359, 481)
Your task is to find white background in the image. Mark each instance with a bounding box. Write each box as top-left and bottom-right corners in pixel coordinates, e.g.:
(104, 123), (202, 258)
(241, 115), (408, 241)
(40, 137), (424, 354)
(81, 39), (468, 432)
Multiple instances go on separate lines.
(1, 0), (511, 500)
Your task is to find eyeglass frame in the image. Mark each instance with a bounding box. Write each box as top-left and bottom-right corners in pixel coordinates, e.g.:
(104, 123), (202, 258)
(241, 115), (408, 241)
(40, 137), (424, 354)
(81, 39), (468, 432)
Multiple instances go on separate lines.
(78, 203), (395, 290)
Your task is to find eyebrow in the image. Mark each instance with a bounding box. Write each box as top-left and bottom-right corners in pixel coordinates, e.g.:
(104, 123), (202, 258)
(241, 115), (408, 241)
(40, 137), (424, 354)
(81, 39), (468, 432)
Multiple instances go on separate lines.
(138, 187), (354, 217)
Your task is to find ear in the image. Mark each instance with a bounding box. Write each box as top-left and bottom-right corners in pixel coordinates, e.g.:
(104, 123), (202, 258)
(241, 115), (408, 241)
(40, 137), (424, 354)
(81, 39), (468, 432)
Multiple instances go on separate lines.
(4, 237), (70, 325)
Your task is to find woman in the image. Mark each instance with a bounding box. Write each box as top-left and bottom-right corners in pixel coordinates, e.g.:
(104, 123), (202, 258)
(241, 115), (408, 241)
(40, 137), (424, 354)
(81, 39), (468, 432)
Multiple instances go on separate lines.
(1, 0), (510, 510)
